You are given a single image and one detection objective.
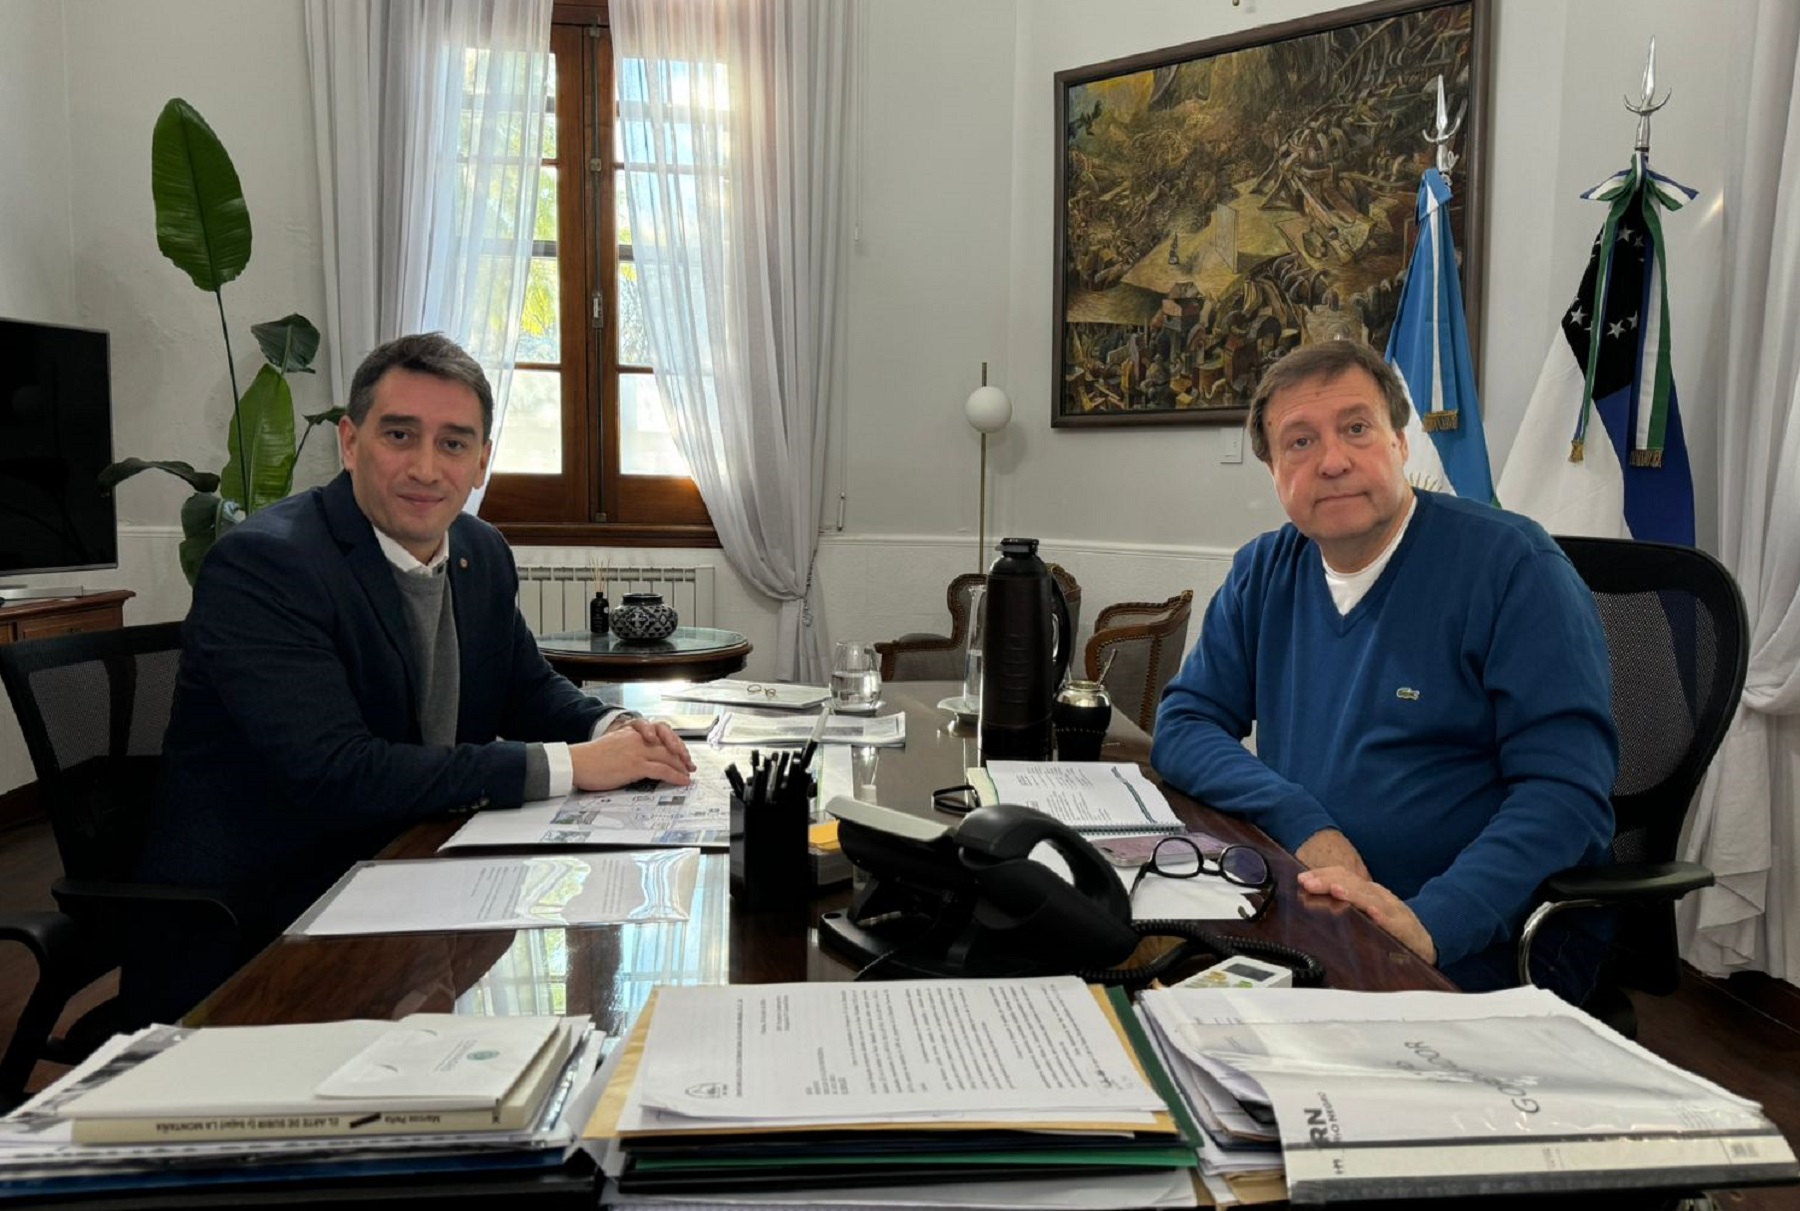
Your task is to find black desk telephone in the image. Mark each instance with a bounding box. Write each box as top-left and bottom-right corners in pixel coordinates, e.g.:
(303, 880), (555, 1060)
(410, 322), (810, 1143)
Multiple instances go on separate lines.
(819, 798), (1323, 986)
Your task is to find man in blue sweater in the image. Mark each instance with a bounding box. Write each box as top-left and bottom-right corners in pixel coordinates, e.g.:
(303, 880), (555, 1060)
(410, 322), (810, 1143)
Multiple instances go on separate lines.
(1151, 339), (1617, 1001)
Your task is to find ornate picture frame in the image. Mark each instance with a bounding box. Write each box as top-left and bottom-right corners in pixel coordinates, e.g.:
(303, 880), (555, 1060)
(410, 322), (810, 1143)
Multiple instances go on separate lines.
(1051, 0), (1491, 428)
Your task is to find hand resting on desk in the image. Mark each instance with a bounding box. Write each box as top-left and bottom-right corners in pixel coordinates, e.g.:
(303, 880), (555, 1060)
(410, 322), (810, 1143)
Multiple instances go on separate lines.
(572, 718), (696, 789)
(1294, 828), (1370, 880)
(1298, 865), (1437, 965)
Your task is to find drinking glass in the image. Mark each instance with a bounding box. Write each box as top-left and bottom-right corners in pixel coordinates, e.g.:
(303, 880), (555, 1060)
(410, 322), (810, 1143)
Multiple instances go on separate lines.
(963, 584), (986, 708)
(830, 641), (882, 710)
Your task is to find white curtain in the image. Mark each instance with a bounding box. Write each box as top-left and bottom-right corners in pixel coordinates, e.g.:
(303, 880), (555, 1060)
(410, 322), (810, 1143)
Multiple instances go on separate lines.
(1678, 0), (1800, 980)
(305, 0), (552, 512)
(612, 0), (853, 681)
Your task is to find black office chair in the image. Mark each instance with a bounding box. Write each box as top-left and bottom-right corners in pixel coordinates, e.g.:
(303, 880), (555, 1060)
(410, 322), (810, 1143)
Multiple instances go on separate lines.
(1519, 537), (1749, 1037)
(0, 621), (236, 1102)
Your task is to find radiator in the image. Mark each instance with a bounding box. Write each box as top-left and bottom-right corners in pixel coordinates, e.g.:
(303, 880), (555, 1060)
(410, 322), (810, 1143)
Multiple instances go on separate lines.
(515, 563), (717, 635)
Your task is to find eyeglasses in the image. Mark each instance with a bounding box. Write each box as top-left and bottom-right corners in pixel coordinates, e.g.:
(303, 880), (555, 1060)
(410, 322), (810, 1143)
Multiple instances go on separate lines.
(1128, 836), (1273, 921)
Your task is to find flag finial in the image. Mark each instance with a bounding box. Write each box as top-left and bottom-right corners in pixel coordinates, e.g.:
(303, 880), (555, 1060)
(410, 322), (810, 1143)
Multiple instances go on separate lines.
(1625, 38), (1671, 156)
(1422, 74), (1465, 179)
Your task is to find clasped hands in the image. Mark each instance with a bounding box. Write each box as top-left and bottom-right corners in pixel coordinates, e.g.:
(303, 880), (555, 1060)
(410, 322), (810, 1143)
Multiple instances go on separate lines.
(571, 716), (696, 790)
(1294, 829), (1437, 965)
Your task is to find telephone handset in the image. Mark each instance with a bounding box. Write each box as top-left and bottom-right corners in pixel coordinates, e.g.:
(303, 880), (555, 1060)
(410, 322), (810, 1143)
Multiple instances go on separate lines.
(819, 797), (1324, 986)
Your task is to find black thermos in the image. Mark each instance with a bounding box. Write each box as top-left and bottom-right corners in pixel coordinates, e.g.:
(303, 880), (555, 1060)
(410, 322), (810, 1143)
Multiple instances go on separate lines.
(978, 537), (1072, 760)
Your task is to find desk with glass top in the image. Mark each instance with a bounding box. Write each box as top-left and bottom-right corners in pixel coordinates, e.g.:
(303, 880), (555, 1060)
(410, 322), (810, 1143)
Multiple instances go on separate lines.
(535, 626), (751, 684)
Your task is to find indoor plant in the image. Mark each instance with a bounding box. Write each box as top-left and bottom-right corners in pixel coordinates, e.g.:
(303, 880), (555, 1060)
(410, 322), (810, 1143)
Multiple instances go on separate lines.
(101, 98), (342, 583)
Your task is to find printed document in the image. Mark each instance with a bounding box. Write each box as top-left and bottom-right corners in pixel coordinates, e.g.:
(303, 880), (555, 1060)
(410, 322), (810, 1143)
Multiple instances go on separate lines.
(1139, 985), (1798, 1200)
(662, 680), (831, 710)
(974, 762), (1181, 834)
(289, 850), (700, 936)
(440, 747), (734, 851)
(623, 977), (1164, 1125)
(718, 712), (906, 748)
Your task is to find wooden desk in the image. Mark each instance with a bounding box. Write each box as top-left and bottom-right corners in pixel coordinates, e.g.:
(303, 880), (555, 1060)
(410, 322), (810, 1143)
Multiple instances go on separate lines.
(536, 626), (751, 684)
(0, 589), (133, 644)
(189, 681), (1448, 1040)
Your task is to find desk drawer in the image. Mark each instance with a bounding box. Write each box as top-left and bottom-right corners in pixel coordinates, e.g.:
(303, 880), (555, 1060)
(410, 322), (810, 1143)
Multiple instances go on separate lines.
(14, 606), (123, 642)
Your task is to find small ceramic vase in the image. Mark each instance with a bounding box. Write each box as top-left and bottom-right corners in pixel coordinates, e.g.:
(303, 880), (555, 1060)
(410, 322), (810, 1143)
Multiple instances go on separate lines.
(611, 592), (679, 641)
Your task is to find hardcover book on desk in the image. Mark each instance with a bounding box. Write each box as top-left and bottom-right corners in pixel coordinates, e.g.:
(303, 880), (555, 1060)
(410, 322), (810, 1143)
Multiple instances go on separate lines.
(57, 1014), (580, 1145)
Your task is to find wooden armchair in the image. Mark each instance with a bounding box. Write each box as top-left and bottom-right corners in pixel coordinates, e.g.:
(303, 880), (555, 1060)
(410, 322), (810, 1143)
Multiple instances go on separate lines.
(1083, 590), (1194, 732)
(876, 565), (1081, 682)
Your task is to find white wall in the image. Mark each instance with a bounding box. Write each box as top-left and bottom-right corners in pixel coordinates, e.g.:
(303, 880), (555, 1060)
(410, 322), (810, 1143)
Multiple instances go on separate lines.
(0, 0), (75, 323)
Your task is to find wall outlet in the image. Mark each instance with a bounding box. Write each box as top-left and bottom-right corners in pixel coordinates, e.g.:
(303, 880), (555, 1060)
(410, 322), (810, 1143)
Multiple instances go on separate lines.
(1219, 428), (1244, 464)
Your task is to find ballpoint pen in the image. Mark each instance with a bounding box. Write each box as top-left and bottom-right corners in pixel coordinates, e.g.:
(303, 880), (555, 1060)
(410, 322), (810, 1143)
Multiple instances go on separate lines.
(796, 703), (834, 775)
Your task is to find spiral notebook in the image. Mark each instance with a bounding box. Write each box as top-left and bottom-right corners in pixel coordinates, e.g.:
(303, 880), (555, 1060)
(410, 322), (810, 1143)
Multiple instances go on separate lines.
(965, 761), (1183, 835)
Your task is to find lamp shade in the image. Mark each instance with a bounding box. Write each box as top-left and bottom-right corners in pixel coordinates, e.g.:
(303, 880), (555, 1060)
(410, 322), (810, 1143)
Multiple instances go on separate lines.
(964, 384), (1012, 433)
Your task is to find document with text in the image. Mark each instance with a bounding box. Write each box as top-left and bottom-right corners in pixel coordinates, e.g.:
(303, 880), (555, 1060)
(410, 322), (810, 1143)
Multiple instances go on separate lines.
(288, 850), (700, 936)
(621, 977), (1165, 1127)
(973, 762), (1181, 835)
(718, 713), (906, 748)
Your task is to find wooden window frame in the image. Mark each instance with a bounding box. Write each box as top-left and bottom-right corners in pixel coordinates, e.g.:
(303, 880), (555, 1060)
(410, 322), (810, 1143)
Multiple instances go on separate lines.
(483, 1), (718, 548)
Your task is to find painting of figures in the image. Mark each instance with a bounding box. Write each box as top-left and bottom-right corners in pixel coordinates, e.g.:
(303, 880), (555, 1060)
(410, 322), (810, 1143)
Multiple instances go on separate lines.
(1052, 0), (1489, 426)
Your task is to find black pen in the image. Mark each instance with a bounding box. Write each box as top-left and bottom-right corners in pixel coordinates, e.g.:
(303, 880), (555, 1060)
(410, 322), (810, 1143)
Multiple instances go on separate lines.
(725, 763), (747, 800)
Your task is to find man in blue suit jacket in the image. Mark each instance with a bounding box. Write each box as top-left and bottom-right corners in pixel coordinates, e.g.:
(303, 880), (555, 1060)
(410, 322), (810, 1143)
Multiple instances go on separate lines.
(137, 333), (693, 1018)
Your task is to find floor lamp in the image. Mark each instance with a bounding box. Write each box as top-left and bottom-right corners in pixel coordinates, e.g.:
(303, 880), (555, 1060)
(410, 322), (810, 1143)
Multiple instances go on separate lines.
(964, 362), (1012, 571)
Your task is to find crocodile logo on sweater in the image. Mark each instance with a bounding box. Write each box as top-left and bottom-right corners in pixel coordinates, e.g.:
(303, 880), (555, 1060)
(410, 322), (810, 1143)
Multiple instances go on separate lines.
(1395, 687), (1421, 701)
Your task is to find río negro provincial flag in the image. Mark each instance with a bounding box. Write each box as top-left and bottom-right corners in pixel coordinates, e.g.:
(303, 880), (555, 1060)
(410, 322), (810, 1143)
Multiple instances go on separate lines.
(1497, 152), (1696, 545)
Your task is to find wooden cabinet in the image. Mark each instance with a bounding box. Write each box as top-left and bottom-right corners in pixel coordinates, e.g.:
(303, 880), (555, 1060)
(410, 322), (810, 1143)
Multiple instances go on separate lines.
(0, 590), (134, 646)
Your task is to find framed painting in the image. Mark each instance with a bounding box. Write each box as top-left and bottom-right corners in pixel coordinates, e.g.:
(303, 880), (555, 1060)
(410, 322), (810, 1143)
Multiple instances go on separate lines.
(1051, 0), (1491, 428)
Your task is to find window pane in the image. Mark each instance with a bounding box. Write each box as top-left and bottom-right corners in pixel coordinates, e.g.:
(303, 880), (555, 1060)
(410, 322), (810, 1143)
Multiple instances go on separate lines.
(534, 166), (558, 243)
(517, 256), (560, 362)
(493, 369), (562, 474)
(616, 184), (632, 247)
(618, 372), (692, 477)
(617, 260), (649, 368)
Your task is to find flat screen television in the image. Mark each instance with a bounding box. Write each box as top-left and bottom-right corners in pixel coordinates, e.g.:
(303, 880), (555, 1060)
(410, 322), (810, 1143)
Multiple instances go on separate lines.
(0, 318), (118, 591)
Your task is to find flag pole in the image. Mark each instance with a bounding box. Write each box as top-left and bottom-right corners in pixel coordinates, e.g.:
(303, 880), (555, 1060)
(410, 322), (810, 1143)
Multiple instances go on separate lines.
(1624, 38), (1670, 156)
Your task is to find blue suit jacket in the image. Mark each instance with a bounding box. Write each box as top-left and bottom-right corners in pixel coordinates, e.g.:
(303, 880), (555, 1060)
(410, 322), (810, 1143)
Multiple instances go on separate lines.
(143, 472), (606, 938)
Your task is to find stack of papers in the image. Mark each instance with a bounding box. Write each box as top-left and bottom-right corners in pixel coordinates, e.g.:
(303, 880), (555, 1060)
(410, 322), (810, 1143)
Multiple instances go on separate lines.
(585, 977), (1200, 1197)
(1137, 985), (1799, 1205)
(0, 1016), (605, 1201)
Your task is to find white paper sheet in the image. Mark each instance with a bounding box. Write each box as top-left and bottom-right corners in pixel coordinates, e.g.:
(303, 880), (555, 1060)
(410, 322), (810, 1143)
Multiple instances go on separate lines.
(623, 977), (1163, 1125)
(288, 850), (700, 936)
(718, 712), (905, 748)
(661, 680), (831, 710)
(440, 747), (735, 851)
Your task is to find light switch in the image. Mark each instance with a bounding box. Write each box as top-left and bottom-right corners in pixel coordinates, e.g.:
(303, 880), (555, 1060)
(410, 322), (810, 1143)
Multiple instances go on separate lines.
(1219, 428), (1244, 464)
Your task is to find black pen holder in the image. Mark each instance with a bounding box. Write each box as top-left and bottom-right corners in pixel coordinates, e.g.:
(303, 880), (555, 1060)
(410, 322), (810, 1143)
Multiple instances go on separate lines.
(729, 779), (811, 912)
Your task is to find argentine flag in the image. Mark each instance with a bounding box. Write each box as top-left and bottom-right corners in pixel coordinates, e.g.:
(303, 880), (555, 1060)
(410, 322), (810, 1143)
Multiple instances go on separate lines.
(1386, 167), (1494, 501)
(1497, 154), (1696, 545)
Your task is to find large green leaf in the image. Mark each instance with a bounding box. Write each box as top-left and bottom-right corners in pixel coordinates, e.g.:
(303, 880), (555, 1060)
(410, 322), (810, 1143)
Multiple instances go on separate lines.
(98, 457), (221, 494)
(151, 98), (251, 292)
(219, 365), (296, 513)
(252, 314), (321, 373)
(178, 491), (242, 585)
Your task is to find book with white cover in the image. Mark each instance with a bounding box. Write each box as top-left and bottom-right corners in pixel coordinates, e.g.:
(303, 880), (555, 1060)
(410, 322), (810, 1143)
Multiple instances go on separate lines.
(59, 1014), (582, 1145)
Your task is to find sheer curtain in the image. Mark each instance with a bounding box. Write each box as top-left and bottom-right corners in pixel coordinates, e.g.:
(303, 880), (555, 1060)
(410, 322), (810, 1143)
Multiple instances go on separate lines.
(612, 0), (853, 681)
(1678, 0), (1800, 980)
(306, 0), (551, 512)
